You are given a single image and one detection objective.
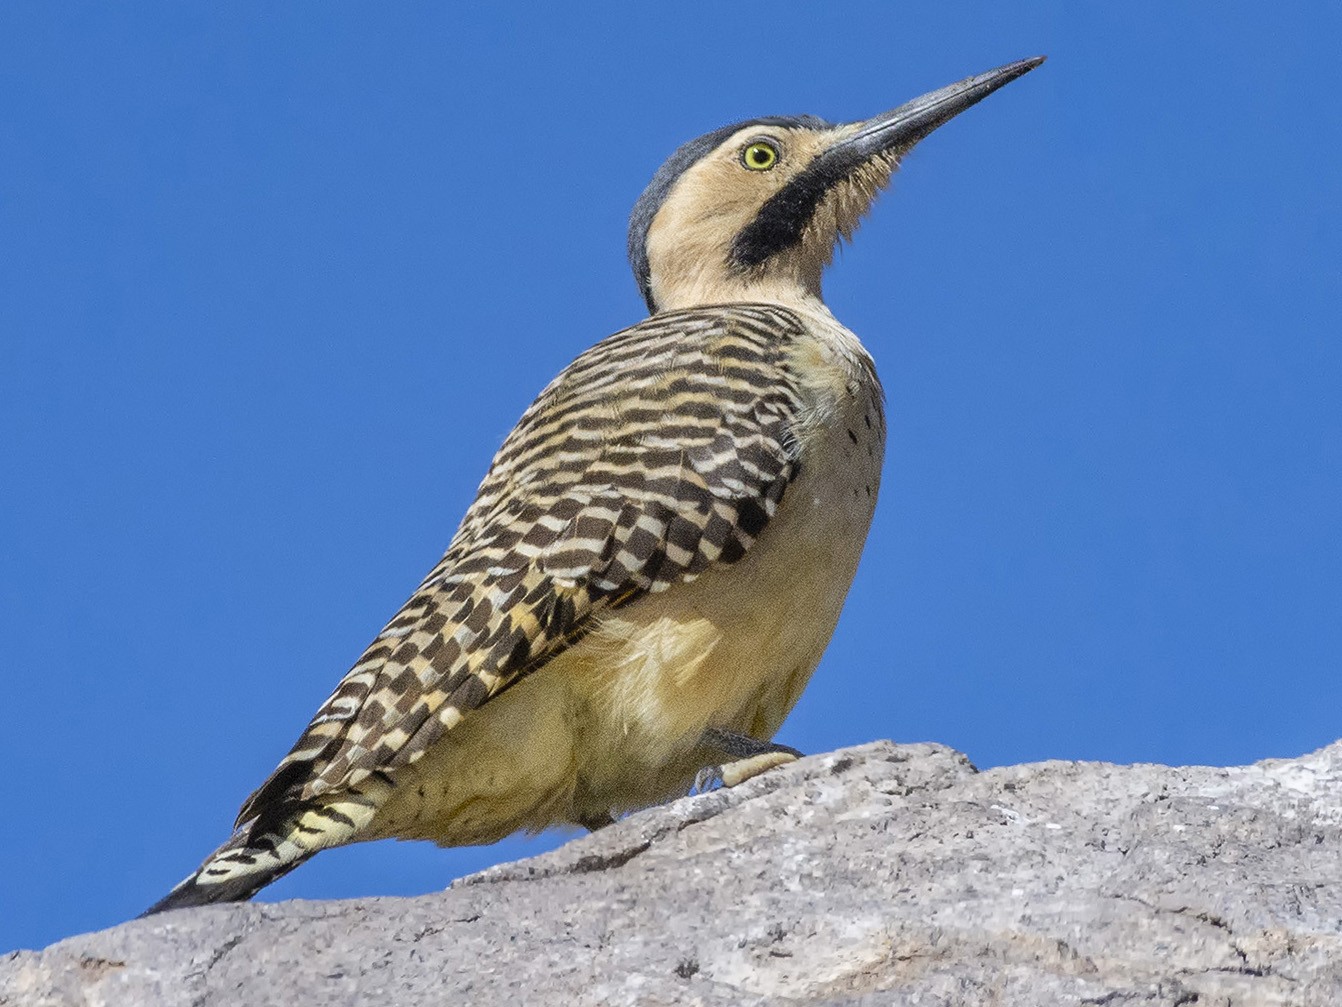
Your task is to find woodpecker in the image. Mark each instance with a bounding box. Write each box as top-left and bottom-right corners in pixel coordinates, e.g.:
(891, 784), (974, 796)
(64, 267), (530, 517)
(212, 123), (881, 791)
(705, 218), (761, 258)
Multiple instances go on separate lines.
(145, 56), (1044, 914)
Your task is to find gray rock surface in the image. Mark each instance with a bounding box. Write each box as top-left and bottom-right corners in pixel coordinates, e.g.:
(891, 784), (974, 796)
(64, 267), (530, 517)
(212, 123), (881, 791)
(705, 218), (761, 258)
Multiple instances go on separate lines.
(5, 740), (1342, 1006)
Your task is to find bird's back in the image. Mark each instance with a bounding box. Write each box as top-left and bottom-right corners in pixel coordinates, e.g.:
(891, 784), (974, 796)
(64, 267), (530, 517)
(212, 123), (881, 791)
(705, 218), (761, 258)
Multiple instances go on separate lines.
(264, 300), (883, 817)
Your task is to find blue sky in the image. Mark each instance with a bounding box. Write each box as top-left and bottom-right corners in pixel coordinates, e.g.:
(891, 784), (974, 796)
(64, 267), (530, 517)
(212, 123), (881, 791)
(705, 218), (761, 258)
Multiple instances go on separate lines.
(3, 4), (1340, 951)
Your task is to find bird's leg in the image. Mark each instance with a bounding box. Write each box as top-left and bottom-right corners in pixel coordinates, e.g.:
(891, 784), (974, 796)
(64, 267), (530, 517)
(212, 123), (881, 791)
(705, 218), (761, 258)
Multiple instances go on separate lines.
(576, 811), (618, 832)
(693, 727), (803, 793)
(701, 726), (803, 760)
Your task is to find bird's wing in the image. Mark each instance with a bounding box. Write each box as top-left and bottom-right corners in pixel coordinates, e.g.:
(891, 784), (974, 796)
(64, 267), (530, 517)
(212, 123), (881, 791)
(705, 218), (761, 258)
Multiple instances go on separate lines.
(236, 304), (810, 827)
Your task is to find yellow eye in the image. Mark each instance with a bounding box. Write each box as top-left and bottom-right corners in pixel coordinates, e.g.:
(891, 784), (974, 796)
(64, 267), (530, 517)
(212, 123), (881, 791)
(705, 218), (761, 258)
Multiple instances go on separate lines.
(741, 141), (779, 171)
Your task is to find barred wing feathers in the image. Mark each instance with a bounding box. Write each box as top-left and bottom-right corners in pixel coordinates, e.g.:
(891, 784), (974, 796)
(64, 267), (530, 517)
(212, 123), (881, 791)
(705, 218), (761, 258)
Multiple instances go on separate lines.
(236, 304), (810, 831)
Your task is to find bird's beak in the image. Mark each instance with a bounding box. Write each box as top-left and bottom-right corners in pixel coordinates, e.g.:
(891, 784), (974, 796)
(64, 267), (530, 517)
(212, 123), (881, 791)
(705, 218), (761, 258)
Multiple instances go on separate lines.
(823, 56), (1046, 171)
(730, 56), (1045, 271)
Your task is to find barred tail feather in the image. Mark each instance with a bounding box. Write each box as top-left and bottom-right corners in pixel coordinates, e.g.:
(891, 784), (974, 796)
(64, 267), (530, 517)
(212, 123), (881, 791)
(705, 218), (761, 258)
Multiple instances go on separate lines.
(140, 833), (310, 915)
(141, 788), (386, 916)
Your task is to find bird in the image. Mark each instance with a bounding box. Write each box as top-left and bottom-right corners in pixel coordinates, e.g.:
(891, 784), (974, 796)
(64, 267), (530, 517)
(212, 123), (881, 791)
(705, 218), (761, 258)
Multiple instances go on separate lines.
(143, 56), (1044, 915)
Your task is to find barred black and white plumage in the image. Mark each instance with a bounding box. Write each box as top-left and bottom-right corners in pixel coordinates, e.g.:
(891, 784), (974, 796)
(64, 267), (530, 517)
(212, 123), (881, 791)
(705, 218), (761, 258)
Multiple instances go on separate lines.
(144, 56), (1042, 914)
(247, 305), (815, 815)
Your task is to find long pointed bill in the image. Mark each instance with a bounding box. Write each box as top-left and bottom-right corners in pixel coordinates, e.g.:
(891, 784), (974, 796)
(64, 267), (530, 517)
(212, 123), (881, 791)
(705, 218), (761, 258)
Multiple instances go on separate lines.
(829, 56), (1046, 166)
(730, 56), (1045, 270)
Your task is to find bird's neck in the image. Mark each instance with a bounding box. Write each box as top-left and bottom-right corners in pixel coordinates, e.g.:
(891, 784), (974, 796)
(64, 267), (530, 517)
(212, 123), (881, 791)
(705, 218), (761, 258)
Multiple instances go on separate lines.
(651, 269), (826, 315)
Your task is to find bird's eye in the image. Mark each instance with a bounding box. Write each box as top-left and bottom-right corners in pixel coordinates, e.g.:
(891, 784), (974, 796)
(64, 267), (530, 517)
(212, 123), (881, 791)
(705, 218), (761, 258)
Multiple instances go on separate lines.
(741, 141), (779, 171)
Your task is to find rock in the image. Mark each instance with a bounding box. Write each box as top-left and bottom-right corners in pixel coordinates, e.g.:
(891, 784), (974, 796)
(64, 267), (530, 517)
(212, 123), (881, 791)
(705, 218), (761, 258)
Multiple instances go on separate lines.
(5, 740), (1342, 1006)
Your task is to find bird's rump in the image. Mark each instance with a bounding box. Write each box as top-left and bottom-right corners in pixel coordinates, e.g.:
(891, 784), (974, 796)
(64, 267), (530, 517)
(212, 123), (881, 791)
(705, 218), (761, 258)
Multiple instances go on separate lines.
(235, 304), (810, 831)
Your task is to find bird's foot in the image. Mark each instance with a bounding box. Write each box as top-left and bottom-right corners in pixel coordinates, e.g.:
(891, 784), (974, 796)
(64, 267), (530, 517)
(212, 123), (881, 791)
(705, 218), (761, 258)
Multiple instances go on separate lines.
(693, 728), (802, 793)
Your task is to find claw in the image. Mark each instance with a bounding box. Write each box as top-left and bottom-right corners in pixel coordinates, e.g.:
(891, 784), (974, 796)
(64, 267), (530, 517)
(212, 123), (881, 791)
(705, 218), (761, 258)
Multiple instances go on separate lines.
(693, 765), (725, 794)
(718, 750), (798, 787)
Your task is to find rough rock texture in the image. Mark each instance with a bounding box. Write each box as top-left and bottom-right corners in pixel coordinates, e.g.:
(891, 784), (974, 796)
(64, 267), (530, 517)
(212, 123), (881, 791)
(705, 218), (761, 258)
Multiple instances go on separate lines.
(5, 740), (1342, 1006)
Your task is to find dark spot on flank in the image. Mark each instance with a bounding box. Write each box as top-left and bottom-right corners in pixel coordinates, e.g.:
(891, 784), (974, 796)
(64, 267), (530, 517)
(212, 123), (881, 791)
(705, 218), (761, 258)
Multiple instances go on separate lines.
(847, 429), (858, 445)
(736, 498), (770, 539)
(719, 537), (747, 564)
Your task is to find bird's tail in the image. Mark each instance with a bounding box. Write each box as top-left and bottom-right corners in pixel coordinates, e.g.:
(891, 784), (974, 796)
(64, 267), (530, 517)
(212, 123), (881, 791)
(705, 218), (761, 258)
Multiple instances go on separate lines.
(141, 788), (386, 916)
(140, 829), (311, 915)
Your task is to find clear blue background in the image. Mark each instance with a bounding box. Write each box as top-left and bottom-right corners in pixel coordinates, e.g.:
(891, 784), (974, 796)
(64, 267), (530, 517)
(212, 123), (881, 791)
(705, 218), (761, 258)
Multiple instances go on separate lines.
(3, 4), (1339, 952)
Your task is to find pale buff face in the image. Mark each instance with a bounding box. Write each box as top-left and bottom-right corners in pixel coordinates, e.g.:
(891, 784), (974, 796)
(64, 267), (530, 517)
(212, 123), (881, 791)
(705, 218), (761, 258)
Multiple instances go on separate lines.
(643, 123), (901, 311)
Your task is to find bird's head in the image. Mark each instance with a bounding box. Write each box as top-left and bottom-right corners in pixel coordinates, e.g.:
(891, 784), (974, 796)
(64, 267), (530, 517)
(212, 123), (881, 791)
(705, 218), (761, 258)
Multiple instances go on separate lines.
(628, 57), (1044, 314)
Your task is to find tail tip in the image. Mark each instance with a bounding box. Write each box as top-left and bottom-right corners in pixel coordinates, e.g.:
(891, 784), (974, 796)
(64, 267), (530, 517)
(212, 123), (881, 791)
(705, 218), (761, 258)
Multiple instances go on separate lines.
(140, 870), (267, 918)
(139, 878), (221, 918)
